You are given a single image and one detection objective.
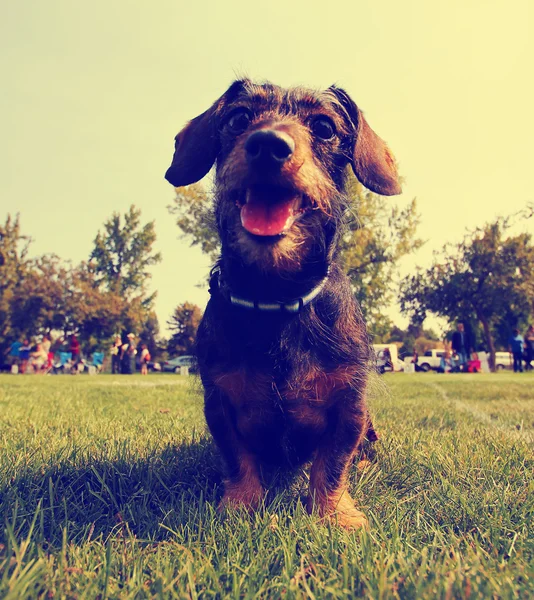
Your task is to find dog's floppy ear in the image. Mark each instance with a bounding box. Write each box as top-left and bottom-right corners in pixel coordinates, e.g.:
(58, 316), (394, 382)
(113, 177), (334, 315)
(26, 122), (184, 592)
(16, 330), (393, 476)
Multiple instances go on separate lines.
(329, 86), (402, 196)
(165, 80), (247, 187)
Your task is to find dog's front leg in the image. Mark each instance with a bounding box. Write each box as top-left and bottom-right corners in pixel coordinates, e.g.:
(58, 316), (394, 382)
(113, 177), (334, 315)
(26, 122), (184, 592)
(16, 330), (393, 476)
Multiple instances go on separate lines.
(204, 386), (264, 511)
(308, 391), (369, 530)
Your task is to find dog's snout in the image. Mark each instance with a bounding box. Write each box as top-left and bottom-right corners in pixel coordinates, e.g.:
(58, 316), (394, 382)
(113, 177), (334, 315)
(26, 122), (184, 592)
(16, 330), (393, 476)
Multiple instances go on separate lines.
(245, 130), (295, 166)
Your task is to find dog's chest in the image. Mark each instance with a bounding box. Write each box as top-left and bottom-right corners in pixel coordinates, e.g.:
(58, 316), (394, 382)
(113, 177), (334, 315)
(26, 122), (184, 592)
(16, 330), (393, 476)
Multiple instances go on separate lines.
(213, 364), (357, 436)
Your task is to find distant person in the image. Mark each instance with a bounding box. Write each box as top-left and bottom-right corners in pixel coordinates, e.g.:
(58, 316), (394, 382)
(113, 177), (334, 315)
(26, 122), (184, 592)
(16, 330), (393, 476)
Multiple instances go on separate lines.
(524, 325), (534, 371)
(508, 328), (525, 373)
(467, 352), (481, 373)
(438, 350), (453, 373)
(8, 339), (22, 368)
(110, 336), (122, 374)
(42, 335), (53, 369)
(50, 336), (64, 354)
(140, 344), (150, 376)
(69, 335), (81, 369)
(121, 333), (136, 374)
(19, 340), (31, 373)
(411, 350), (423, 372)
(30, 343), (48, 372)
(41, 335), (51, 355)
(451, 323), (471, 371)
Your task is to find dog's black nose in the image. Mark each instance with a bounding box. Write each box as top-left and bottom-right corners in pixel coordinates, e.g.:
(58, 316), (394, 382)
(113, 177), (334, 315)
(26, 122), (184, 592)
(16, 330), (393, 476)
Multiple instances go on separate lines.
(245, 130), (295, 166)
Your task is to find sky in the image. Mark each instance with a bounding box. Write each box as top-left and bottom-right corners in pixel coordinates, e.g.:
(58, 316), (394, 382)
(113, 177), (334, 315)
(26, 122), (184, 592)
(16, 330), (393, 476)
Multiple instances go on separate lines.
(2, 0), (533, 335)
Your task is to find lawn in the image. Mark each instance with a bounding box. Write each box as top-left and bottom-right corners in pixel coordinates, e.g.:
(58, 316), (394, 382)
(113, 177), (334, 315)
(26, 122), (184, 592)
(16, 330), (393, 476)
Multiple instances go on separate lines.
(0, 372), (533, 598)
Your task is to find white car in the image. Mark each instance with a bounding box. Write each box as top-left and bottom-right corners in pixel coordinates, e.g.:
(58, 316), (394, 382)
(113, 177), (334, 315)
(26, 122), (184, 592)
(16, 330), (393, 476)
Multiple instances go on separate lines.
(415, 349), (511, 371)
(416, 349), (445, 372)
(495, 352), (513, 370)
(162, 355), (198, 373)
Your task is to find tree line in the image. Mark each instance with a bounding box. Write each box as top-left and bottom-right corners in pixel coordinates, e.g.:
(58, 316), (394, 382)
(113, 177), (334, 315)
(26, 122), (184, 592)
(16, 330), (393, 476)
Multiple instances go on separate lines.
(0, 207), (199, 364)
(169, 176), (534, 371)
(2, 180), (532, 372)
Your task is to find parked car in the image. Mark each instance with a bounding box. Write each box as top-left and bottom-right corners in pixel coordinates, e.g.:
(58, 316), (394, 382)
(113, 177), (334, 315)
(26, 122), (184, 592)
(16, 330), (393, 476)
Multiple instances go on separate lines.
(417, 349), (445, 372)
(495, 351), (513, 370)
(415, 349), (510, 372)
(162, 355), (198, 373)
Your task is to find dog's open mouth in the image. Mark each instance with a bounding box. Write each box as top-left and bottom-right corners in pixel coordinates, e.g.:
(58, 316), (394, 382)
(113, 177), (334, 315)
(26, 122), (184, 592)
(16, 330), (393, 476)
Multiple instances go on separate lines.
(238, 185), (307, 237)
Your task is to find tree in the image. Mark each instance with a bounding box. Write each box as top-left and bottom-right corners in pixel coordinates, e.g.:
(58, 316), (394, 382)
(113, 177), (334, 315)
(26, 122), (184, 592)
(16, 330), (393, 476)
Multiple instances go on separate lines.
(89, 205), (162, 348)
(90, 205), (162, 302)
(61, 263), (126, 353)
(0, 215), (31, 357)
(386, 320), (442, 358)
(168, 184), (219, 262)
(167, 302), (203, 356)
(7, 256), (126, 354)
(0, 212), (163, 361)
(400, 209), (534, 371)
(168, 175), (422, 336)
(339, 176), (422, 336)
(137, 310), (161, 360)
(9, 254), (67, 338)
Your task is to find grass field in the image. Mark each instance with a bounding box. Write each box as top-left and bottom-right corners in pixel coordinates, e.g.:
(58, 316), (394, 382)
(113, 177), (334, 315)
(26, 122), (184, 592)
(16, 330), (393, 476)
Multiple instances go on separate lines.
(0, 372), (533, 599)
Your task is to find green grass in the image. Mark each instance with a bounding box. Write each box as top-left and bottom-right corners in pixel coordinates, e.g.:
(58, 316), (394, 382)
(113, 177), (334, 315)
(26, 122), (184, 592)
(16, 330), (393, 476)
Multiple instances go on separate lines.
(0, 372), (533, 599)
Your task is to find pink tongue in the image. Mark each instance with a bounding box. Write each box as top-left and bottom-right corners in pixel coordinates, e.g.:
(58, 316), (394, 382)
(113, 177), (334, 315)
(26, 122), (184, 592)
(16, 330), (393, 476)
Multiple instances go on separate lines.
(241, 189), (298, 236)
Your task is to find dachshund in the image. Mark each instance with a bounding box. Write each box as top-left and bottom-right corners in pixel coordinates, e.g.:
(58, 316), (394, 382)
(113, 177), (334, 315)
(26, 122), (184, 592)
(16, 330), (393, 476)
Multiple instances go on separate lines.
(165, 79), (401, 529)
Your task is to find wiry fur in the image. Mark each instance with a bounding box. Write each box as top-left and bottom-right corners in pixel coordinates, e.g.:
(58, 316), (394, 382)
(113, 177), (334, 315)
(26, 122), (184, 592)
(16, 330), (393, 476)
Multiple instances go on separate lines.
(165, 79), (400, 529)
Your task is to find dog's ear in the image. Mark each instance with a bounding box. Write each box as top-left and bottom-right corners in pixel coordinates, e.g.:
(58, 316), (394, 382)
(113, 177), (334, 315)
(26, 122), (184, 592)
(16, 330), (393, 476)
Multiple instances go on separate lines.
(165, 80), (247, 187)
(329, 86), (402, 196)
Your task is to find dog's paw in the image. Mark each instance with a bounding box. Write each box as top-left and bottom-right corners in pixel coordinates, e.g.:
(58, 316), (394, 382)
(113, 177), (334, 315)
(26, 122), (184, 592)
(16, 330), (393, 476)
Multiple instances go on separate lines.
(308, 491), (368, 531)
(219, 481), (264, 512)
(330, 506), (369, 530)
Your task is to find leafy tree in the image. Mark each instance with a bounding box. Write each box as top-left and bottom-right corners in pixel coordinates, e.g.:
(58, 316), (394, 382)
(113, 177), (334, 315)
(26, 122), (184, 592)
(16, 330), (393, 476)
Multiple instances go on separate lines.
(167, 302), (203, 356)
(387, 320), (442, 358)
(62, 263), (125, 353)
(388, 325), (406, 342)
(9, 254), (67, 337)
(493, 308), (531, 350)
(168, 184), (219, 262)
(0, 215), (31, 356)
(399, 334), (415, 358)
(7, 256), (125, 354)
(137, 310), (161, 360)
(0, 212), (163, 361)
(168, 175), (422, 335)
(400, 209), (534, 370)
(90, 205), (162, 302)
(339, 176), (422, 336)
(366, 315), (395, 344)
(89, 205), (162, 351)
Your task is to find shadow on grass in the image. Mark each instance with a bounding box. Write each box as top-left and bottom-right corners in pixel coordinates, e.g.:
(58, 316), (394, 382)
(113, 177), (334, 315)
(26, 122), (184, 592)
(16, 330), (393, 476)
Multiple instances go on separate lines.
(0, 438), (227, 547)
(1, 435), (379, 550)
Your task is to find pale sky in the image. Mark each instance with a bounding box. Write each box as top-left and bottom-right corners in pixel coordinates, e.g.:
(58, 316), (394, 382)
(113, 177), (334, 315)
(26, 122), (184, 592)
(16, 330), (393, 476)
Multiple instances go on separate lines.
(2, 0), (533, 334)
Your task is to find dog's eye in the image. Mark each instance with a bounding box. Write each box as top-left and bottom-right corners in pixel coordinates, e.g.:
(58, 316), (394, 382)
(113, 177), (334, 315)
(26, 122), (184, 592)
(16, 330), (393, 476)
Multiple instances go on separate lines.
(226, 109), (252, 134)
(311, 118), (336, 140)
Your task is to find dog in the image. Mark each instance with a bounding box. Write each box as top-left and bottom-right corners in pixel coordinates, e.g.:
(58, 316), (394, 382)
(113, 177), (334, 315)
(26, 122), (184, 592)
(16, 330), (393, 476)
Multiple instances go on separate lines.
(165, 80), (401, 529)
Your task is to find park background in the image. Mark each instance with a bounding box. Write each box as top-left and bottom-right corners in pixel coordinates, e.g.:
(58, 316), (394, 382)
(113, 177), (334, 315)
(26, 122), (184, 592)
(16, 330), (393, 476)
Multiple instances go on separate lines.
(1, 0), (534, 366)
(1, 2), (534, 597)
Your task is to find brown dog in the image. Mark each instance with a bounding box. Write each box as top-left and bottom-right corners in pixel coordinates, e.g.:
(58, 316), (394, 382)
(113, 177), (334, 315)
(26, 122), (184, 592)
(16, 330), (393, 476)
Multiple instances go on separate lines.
(165, 80), (401, 529)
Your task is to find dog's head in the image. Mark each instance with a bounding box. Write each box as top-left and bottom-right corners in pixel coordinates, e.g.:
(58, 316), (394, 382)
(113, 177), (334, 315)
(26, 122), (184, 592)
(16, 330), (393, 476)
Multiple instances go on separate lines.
(165, 80), (401, 272)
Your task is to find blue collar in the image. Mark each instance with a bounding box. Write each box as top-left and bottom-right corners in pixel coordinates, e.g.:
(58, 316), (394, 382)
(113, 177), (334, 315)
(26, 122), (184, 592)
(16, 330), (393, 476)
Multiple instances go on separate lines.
(210, 266), (330, 314)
